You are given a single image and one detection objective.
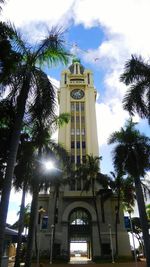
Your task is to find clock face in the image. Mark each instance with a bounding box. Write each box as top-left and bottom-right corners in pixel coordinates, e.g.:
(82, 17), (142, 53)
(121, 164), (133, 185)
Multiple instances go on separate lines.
(70, 89), (84, 99)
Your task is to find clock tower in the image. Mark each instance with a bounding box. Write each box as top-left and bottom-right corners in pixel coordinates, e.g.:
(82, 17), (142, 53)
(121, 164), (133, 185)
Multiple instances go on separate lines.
(58, 58), (99, 166)
(38, 59), (131, 262)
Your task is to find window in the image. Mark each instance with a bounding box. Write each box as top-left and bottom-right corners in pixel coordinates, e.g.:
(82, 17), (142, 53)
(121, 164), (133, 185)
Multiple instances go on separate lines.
(76, 141), (80, 148)
(76, 64), (78, 74)
(87, 73), (90, 84)
(69, 209), (91, 225)
(76, 103), (79, 111)
(76, 129), (80, 135)
(76, 116), (79, 123)
(41, 216), (48, 230)
(64, 73), (67, 84)
(71, 116), (74, 122)
(81, 128), (85, 135)
(71, 129), (75, 135)
(77, 155), (80, 164)
(82, 141), (86, 148)
(81, 102), (84, 111)
(71, 141), (75, 148)
(71, 103), (75, 111)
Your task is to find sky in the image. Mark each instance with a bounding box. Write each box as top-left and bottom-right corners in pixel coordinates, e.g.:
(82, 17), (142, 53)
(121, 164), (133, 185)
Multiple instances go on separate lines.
(1, 0), (150, 224)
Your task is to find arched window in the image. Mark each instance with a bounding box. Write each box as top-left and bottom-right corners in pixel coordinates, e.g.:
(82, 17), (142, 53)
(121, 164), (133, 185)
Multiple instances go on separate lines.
(69, 208), (91, 225)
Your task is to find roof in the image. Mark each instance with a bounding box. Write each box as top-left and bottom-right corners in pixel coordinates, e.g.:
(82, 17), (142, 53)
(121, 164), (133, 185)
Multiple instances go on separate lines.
(5, 227), (18, 236)
(5, 227), (26, 242)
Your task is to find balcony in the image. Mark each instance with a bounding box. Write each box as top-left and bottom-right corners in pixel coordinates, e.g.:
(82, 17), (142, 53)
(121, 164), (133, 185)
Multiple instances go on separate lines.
(68, 79), (86, 85)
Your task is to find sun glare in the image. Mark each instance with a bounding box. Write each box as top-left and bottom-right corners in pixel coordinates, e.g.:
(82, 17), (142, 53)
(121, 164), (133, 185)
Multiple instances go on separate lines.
(44, 161), (54, 170)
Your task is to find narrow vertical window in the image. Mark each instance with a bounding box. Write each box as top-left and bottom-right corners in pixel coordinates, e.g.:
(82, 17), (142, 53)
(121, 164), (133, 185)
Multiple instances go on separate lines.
(76, 64), (78, 74)
(81, 128), (85, 135)
(76, 141), (80, 148)
(41, 216), (48, 229)
(77, 155), (80, 164)
(71, 103), (75, 111)
(76, 129), (80, 135)
(76, 103), (79, 111)
(64, 73), (67, 84)
(81, 103), (84, 111)
(87, 73), (90, 84)
(71, 116), (74, 122)
(76, 116), (79, 123)
(71, 129), (75, 135)
(82, 141), (86, 148)
(71, 142), (75, 148)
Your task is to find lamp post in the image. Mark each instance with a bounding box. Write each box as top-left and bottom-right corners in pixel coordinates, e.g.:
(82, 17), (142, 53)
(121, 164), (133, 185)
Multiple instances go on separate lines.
(108, 224), (115, 263)
(37, 207), (46, 267)
(50, 224), (55, 264)
(127, 209), (138, 267)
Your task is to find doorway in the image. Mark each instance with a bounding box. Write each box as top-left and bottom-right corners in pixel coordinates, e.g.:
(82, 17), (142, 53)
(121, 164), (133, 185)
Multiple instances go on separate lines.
(68, 208), (92, 262)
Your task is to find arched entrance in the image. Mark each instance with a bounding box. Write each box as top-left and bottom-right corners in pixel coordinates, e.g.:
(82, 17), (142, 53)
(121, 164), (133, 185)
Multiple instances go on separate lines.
(68, 208), (92, 262)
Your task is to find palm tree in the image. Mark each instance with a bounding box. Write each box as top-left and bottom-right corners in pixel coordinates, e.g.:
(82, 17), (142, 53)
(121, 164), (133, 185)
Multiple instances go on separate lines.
(13, 134), (34, 267)
(24, 110), (70, 267)
(78, 155), (103, 255)
(108, 119), (150, 267)
(0, 22), (70, 264)
(120, 55), (150, 124)
(0, 99), (16, 192)
(108, 172), (135, 257)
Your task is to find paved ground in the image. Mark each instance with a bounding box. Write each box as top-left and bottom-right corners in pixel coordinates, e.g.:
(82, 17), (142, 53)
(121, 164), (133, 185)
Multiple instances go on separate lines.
(31, 261), (146, 267)
(8, 258), (147, 267)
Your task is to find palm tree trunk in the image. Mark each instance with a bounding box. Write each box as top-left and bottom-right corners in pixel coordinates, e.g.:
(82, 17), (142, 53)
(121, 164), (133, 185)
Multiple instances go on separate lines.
(115, 188), (121, 258)
(14, 184), (26, 267)
(0, 78), (30, 265)
(134, 176), (150, 267)
(25, 179), (39, 267)
(92, 181), (102, 256)
(34, 225), (38, 258)
(52, 187), (59, 259)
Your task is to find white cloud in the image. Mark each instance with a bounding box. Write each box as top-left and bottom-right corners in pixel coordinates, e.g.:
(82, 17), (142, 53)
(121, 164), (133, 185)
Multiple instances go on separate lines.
(1, 0), (75, 41)
(2, 0), (74, 27)
(2, 0), (149, 149)
(72, 0), (150, 146)
(96, 101), (129, 146)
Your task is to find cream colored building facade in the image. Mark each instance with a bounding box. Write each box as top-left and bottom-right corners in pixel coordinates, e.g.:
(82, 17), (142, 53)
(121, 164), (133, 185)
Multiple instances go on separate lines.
(38, 59), (131, 261)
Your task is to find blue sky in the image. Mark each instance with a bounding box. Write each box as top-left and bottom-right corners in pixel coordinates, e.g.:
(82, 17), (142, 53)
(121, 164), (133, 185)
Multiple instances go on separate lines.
(1, 0), (150, 224)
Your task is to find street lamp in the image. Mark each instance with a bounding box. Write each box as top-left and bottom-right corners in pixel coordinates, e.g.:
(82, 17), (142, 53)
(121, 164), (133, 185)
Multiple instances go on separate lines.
(108, 224), (115, 263)
(37, 207), (46, 267)
(127, 208), (138, 267)
(50, 224), (55, 264)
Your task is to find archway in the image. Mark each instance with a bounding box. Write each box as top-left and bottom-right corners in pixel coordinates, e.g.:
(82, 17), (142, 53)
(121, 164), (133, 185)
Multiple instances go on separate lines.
(68, 208), (92, 262)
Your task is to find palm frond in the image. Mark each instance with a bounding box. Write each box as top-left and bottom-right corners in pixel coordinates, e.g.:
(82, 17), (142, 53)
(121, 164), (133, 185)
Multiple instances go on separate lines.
(35, 27), (71, 66)
(120, 55), (150, 85)
(120, 55), (150, 123)
(123, 82), (148, 118)
(29, 68), (56, 123)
